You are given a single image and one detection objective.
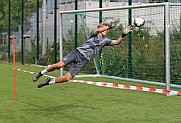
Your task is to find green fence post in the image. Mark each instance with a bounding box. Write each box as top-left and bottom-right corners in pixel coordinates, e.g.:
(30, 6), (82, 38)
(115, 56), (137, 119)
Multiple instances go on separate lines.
(8, 0), (11, 63)
(128, 0), (132, 78)
(98, 0), (103, 75)
(21, 0), (24, 65)
(74, 0), (78, 49)
(36, 0), (39, 64)
(54, 0), (57, 63)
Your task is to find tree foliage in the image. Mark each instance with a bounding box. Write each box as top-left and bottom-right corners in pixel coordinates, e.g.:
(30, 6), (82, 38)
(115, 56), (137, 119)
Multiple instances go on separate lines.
(0, 0), (42, 32)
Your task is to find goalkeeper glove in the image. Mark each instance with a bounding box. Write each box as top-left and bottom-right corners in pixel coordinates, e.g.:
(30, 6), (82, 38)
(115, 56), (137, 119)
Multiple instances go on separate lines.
(108, 18), (120, 29)
(121, 25), (133, 37)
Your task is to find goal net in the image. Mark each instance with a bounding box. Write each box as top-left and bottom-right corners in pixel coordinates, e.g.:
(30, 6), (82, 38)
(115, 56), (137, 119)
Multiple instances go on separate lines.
(59, 3), (181, 89)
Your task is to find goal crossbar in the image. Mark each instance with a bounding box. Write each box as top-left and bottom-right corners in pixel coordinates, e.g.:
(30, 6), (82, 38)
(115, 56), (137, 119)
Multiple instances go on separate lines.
(59, 3), (166, 14)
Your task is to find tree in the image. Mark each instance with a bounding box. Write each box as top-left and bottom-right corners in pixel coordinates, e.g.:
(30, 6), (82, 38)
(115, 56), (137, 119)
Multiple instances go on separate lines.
(0, 0), (42, 32)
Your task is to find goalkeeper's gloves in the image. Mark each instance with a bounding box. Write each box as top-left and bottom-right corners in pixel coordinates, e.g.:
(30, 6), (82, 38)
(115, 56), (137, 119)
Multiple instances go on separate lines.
(108, 18), (120, 29)
(121, 25), (133, 38)
(108, 22), (116, 29)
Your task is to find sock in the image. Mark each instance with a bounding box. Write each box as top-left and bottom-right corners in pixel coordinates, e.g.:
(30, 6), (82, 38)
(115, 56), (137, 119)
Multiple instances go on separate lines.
(47, 65), (51, 68)
(49, 79), (56, 85)
(41, 69), (47, 74)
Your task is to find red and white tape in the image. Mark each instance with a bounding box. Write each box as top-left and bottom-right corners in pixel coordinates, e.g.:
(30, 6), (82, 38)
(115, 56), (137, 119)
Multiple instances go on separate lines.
(17, 68), (181, 96)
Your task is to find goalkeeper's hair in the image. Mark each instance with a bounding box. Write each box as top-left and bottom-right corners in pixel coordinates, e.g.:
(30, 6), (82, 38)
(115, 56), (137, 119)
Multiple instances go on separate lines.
(97, 23), (108, 28)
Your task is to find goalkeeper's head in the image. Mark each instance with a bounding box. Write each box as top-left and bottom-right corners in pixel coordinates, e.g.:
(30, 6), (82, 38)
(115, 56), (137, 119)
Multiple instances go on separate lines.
(97, 23), (109, 36)
(97, 23), (109, 28)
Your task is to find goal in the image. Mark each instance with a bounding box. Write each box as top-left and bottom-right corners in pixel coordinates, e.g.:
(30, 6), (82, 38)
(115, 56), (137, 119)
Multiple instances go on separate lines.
(59, 2), (181, 90)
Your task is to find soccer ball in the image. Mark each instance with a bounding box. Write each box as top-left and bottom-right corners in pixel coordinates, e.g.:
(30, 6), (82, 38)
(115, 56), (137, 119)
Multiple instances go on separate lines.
(133, 16), (145, 27)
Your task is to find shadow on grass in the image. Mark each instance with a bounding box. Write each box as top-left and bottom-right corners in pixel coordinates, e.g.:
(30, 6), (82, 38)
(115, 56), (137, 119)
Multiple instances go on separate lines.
(22, 102), (99, 113)
(22, 103), (99, 122)
(40, 104), (99, 111)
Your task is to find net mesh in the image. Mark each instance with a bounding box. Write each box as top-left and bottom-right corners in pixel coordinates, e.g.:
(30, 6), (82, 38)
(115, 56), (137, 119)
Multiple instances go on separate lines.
(170, 5), (181, 85)
(61, 4), (181, 85)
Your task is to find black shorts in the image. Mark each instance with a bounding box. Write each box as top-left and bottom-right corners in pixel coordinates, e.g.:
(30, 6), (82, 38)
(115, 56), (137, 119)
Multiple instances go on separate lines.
(61, 49), (89, 77)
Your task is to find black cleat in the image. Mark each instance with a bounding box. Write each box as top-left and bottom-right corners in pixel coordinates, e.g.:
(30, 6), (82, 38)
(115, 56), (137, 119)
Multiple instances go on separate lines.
(32, 72), (43, 82)
(38, 78), (51, 88)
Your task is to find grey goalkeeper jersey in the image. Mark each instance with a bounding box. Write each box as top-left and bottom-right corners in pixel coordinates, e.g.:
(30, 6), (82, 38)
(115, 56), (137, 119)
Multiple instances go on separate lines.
(77, 32), (112, 61)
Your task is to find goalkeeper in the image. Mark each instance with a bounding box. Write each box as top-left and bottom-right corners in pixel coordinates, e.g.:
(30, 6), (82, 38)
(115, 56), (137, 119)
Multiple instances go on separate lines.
(32, 23), (132, 88)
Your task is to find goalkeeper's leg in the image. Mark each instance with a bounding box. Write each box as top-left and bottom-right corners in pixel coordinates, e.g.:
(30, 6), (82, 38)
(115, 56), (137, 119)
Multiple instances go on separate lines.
(37, 55), (88, 88)
(37, 72), (73, 88)
(32, 49), (77, 82)
(32, 61), (66, 82)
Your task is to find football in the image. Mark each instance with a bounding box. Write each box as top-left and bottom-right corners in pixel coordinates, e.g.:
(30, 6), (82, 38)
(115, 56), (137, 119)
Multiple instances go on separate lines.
(133, 16), (145, 27)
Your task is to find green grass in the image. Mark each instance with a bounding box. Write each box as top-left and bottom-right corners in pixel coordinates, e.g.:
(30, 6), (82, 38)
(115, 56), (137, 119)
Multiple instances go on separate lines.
(1, 62), (181, 123)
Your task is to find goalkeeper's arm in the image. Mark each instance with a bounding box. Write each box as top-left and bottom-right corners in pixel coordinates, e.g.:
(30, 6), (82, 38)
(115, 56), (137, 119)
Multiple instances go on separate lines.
(93, 25), (110, 35)
(111, 25), (132, 45)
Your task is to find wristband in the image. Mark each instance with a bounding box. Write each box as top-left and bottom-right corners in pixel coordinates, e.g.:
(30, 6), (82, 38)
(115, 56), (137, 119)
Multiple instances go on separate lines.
(121, 33), (127, 38)
(108, 26), (113, 29)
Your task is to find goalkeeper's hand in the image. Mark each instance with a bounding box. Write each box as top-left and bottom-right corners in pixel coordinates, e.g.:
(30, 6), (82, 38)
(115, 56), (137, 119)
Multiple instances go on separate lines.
(121, 25), (133, 37)
(108, 18), (120, 29)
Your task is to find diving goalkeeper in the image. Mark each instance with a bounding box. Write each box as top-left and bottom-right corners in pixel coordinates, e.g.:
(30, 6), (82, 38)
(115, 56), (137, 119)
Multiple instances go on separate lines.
(32, 23), (132, 88)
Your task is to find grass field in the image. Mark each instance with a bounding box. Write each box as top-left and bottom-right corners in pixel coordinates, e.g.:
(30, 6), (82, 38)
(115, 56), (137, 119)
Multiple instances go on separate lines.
(1, 62), (181, 123)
